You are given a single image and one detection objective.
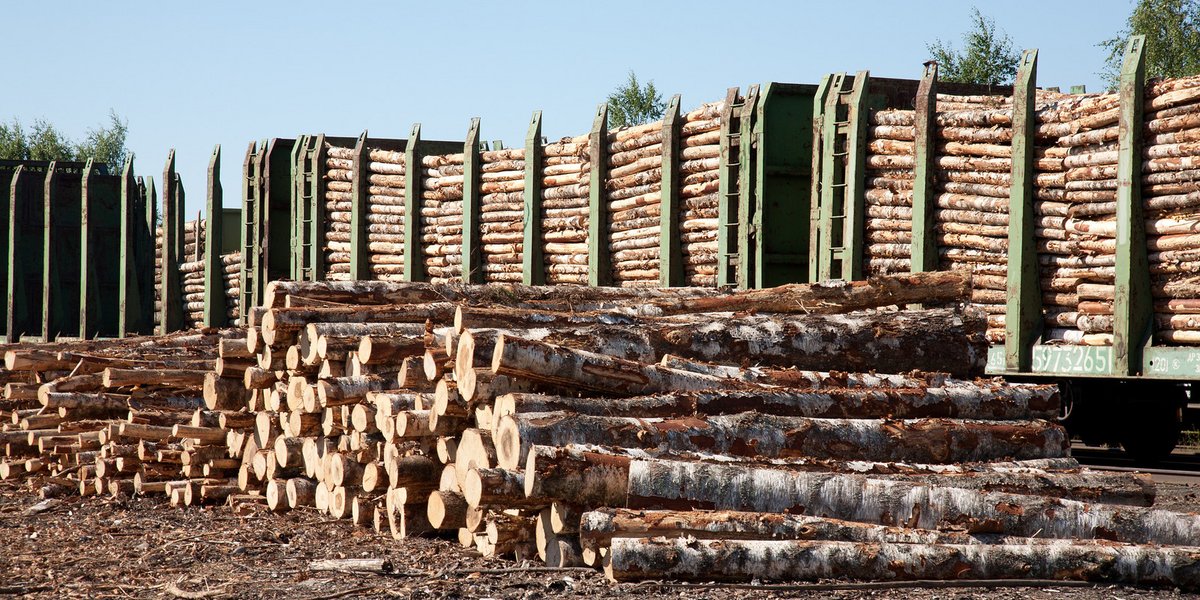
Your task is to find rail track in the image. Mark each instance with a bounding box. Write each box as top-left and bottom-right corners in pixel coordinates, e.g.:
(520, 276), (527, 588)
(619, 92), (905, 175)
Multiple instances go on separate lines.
(1072, 444), (1200, 484)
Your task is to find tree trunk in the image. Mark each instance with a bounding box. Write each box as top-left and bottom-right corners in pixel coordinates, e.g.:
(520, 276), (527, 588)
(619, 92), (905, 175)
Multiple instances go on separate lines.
(490, 335), (750, 397)
(580, 508), (1068, 549)
(605, 537), (1200, 589)
(646, 271), (969, 315)
(260, 303), (457, 346)
(496, 411), (1066, 470)
(491, 380), (1059, 421)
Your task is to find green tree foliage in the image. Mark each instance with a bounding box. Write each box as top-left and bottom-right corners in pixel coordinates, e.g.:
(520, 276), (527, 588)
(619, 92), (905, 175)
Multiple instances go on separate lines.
(76, 110), (129, 167)
(25, 120), (75, 162)
(607, 71), (666, 129)
(1100, 0), (1200, 88)
(926, 7), (1020, 86)
(0, 110), (129, 167)
(0, 120), (29, 161)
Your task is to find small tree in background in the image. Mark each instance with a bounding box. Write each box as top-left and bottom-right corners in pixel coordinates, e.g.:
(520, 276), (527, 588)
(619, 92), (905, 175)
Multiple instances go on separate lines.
(1100, 0), (1200, 88)
(0, 109), (129, 167)
(607, 71), (666, 129)
(926, 7), (1020, 85)
(76, 110), (129, 167)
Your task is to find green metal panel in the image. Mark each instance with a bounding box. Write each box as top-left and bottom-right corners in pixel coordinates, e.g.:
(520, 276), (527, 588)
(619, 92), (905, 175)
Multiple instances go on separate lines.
(755, 82), (817, 288)
(159, 151), (182, 334)
(403, 123), (426, 282)
(1113, 35), (1151, 377)
(239, 141), (260, 321)
(0, 166), (15, 336)
(138, 176), (156, 334)
(350, 131), (370, 280)
(842, 72), (870, 281)
(7, 166), (45, 342)
(1004, 50), (1043, 371)
(588, 104), (610, 287)
(736, 85), (760, 289)
(80, 160), (122, 339)
(290, 135), (306, 280)
(659, 95), (682, 287)
(816, 74), (845, 281)
(263, 139), (297, 288)
(716, 87), (741, 288)
(118, 158), (140, 337)
(807, 76), (832, 281)
(522, 111), (545, 285)
(910, 63), (939, 272)
(987, 345), (1114, 377)
(310, 135), (328, 281)
(204, 145), (227, 328)
(44, 162), (84, 340)
(462, 118), (484, 284)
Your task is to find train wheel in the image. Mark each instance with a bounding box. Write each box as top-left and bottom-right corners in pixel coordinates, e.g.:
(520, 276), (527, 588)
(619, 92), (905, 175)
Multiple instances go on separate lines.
(1119, 385), (1184, 465)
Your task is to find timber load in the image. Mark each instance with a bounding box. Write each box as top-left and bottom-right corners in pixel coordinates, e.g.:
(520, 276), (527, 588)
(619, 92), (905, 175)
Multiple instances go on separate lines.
(3, 271), (1200, 590)
(864, 73), (1200, 346)
(155, 218), (243, 330)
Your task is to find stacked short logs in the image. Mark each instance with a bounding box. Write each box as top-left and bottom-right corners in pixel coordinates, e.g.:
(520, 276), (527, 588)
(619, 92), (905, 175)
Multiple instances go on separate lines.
(1143, 76), (1200, 344)
(864, 75), (1200, 347)
(324, 143), (356, 281)
(1031, 92), (1120, 345)
(540, 135), (590, 285)
(181, 219), (206, 328)
(864, 108), (916, 275)
(479, 148), (525, 283)
(368, 148), (408, 282)
(421, 153), (466, 283)
(678, 102), (723, 287)
(0, 331), (249, 502)
(221, 251), (242, 322)
(602, 102), (725, 288)
(868, 93), (1016, 343)
(605, 119), (666, 287)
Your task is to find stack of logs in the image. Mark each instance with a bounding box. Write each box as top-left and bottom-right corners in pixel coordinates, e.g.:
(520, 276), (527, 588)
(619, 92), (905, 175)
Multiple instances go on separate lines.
(5, 270), (1200, 589)
(156, 218), (243, 330)
(602, 102), (725, 287)
(181, 219), (206, 328)
(324, 143), (356, 281)
(541, 135), (591, 285)
(421, 153), (466, 283)
(864, 74), (1200, 346)
(677, 102), (724, 287)
(1145, 77), (1200, 344)
(479, 148), (525, 283)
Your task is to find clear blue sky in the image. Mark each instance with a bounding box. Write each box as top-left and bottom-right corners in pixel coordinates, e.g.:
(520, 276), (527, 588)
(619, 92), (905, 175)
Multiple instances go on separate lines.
(2, 1), (1133, 216)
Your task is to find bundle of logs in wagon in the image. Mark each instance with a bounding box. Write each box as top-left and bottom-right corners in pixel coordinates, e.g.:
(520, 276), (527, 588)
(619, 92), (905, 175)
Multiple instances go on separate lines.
(5, 271), (1200, 590)
(864, 73), (1200, 347)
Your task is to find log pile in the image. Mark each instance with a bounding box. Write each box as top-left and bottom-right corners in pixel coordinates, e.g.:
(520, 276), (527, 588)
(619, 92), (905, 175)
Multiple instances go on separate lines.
(181, 219), (208, 327)
(422, 153), (466, 283)
(867, 93), (1017, 343)
(540, 135), (591, 285)
(369, 147), (409, 282)
(677, 102), (724, 287)
(864, 75), (1200, 346)
(324, 143), (356, 281)
(1145, 76), (1200, 344)
(605, 119), (665, 287)
(479, 148), (525, 283)
(7, 270), (1200, 589)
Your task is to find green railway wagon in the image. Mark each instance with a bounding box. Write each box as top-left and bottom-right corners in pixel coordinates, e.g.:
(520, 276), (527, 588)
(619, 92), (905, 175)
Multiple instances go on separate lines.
(809, 37), (1189, 461)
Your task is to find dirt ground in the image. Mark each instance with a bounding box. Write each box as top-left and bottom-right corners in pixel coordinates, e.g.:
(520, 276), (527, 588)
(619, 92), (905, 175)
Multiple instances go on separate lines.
(2, 479), (1200, 599)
